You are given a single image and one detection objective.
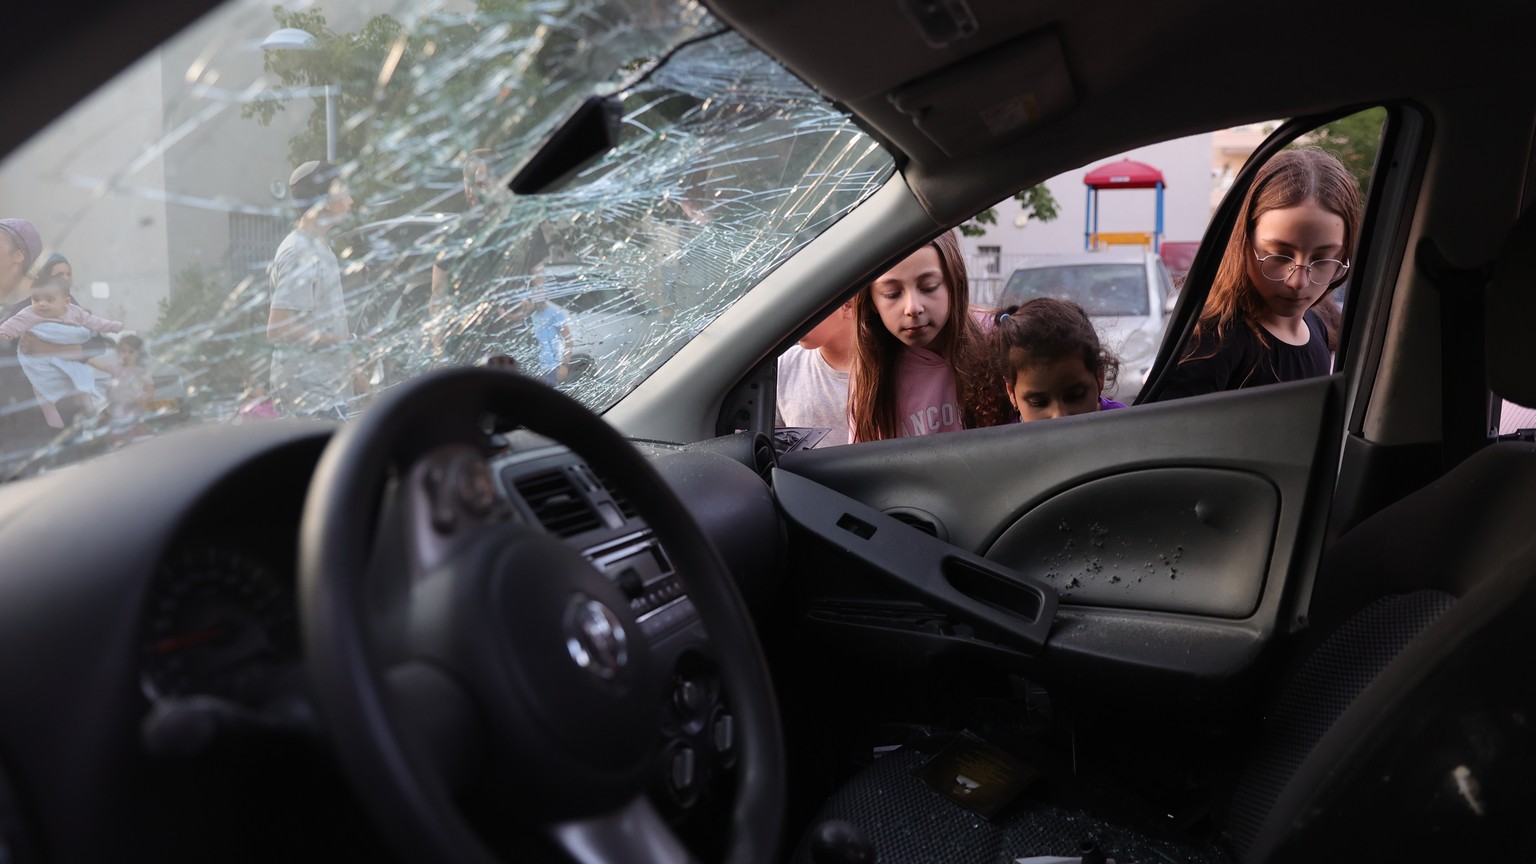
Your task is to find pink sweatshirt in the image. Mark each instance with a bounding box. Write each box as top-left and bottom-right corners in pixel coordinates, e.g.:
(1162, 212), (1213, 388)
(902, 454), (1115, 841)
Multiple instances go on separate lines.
(886, 309), (996, 439)
(851, 309), (996, 442)
(0, 305), (123, 340)
(848, 344), (963, 442)
(891, 344), (963, 437)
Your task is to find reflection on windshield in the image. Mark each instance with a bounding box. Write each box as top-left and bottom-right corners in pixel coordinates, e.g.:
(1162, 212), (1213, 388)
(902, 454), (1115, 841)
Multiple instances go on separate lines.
(0, 0), (894, 479)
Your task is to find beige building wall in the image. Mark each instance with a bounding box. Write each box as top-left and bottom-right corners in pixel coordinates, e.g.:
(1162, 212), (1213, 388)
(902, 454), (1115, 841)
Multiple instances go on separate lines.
(0, 0), (434, 334)
(0, 50), (172, 331)
(1211, 123), (1272, 211)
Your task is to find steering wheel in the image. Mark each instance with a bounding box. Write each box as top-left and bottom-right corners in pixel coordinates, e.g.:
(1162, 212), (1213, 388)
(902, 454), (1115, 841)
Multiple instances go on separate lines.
(297, 365), (786, 863)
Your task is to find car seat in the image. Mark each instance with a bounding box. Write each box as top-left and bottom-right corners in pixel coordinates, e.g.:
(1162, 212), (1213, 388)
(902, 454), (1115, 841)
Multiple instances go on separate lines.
(792, 209), (1536, 863)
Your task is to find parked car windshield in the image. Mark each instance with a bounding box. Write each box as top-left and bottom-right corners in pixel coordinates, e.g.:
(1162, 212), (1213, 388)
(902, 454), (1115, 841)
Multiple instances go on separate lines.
(1001, 262), (1150, 317)
(0, 0), (894, 480)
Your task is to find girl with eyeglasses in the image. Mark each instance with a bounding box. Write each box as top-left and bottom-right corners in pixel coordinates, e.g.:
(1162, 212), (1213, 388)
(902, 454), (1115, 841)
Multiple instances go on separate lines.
(1158, 147), (1361, 400)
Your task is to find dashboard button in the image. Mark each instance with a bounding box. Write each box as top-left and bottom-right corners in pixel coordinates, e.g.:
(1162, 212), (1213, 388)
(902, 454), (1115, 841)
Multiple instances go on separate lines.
(669, 745), (696, 793)
(673, 679), (705, 715)
(713, 713), (735, 755)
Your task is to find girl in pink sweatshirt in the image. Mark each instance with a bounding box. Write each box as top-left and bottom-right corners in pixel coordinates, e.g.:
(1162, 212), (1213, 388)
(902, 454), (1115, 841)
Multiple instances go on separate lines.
(848, 230), (1010, 442)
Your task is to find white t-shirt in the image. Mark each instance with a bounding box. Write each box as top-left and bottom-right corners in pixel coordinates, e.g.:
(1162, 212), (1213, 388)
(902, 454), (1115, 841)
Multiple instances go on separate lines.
(775, 344), (849, 447)
(268, 229), (354, 416)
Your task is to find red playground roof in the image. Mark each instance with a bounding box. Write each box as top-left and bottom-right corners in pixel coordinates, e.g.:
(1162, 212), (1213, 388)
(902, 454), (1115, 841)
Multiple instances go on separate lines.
(1084, 158), (1166, 189)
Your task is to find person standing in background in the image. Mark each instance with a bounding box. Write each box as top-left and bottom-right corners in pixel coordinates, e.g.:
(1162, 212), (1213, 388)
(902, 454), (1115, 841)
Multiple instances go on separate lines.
(429, 148), (500, 319)
(266, 161), (366, 418)
(0, 219), (58, 448)
(776, 300), (855, 447)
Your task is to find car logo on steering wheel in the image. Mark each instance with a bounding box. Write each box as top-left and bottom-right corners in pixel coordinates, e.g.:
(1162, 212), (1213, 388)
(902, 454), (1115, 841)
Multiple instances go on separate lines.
(564, 595), (629, 681)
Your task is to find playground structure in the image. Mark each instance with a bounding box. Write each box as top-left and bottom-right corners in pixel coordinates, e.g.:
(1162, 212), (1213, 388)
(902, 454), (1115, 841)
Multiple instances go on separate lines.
(1084, 158), (1166, 252)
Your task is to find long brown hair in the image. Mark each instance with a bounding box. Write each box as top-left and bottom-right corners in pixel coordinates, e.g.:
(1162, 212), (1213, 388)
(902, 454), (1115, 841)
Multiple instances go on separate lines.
(849, 230), (1010, 441)
(1185, 147), (1362, 361)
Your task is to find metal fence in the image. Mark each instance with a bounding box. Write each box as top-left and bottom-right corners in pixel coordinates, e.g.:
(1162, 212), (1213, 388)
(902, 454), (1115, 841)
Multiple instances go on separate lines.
(964, 253), (1057, 308)
(228, 212), (290, 280)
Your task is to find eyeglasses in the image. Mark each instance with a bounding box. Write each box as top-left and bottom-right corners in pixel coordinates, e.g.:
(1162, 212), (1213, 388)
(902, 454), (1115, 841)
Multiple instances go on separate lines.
(1253, 250), (1349, 286)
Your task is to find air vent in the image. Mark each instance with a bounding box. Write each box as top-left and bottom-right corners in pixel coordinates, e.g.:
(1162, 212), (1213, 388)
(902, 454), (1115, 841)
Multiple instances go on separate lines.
(514, 469), (602, 537)
(598, 473), (639, 520)
(752, 432), (779, 484)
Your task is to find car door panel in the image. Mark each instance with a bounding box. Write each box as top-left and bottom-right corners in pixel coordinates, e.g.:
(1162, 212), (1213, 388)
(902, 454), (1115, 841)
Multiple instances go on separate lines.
(986, 466), (1277, 618)
(774, 468), (1058, 655)
(776, 373), (1341, 694)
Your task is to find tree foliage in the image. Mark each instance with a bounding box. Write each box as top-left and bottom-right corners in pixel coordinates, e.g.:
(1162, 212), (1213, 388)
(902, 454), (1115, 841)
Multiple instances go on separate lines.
(153, 263), (270, 399)
(959, 183), (1061, 237)
(1300, 107), (1386, 197)
(241, 6), (490, 219)
(241, 9), (415, 167)
(239, 2), (651, 222)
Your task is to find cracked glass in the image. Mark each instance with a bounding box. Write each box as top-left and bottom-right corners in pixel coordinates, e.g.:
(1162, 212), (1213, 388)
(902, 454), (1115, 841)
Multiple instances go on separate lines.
(0, 0), (895, 478)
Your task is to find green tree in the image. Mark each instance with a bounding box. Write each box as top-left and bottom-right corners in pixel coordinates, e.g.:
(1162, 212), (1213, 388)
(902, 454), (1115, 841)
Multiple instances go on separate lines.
(241, 6), (478, 219)
(960, 183), (1061, 237)
(240, 3), (591, 221)
(1301, 107), (1386, 197)
(242, 9), (408, 165)
(153, 263), (270, 404)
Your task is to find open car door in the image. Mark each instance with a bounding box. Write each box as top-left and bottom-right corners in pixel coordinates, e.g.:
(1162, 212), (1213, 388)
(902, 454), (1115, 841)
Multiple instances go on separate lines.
(765, 107), (1421, 819)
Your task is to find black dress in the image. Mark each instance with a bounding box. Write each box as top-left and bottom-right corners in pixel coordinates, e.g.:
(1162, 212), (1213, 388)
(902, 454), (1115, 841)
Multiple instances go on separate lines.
(1157, 308), (1333, 401)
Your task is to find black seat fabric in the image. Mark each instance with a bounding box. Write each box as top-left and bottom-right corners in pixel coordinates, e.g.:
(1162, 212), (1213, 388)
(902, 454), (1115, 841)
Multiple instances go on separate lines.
(1304, 441), (1536, 636)
(1257, 526), (1536, 861)
(1487, 204), (1536, 409)
(1224, 589), (1456, 859)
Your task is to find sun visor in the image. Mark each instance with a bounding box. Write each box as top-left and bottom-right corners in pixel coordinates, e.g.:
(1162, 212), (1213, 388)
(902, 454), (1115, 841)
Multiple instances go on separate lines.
(888, 29), (1074, 158)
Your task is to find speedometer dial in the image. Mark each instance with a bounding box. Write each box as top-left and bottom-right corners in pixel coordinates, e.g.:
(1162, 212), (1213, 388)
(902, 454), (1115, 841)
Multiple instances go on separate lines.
(140, 546), (300, 704)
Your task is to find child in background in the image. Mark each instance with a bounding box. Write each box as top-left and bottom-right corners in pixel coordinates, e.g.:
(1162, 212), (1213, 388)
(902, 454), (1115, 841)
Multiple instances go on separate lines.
(101, 334), (154, 446)
(993, 297), (1126, 423)
(776, 300), (855, 447)
(506, 267), (577, 385)
(849, 230), (1010, 442)
(0, 274), (122, 427)
(528, 294), (575, 385)
(237, 372), (280, 420)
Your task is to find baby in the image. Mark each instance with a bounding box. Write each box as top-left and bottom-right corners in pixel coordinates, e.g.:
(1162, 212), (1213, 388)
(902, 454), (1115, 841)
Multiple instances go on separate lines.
(0, 275), (124, 427)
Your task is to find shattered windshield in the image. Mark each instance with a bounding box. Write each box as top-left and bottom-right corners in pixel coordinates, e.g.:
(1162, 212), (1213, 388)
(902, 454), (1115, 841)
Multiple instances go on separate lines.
(0, 0), (894, 479)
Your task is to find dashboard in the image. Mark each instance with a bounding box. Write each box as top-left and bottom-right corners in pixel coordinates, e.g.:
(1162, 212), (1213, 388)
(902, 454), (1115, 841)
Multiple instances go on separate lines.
(0, 419), (783, 863)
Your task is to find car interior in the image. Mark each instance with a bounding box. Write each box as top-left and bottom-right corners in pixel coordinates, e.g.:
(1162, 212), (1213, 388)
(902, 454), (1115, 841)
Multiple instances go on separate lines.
(3, 0), (1536, 863)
